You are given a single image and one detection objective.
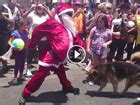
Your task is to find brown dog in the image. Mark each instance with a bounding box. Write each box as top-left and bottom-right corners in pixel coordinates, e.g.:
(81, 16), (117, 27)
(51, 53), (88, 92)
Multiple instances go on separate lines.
(131, 52), (140, 65)
(84, 61), (140, 94)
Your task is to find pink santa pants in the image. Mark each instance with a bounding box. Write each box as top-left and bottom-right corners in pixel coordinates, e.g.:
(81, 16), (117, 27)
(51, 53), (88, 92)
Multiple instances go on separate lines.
(22, 64), (71, 96)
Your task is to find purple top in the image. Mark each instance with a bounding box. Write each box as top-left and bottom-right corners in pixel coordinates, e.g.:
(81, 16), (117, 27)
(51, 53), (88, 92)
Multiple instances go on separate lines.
(91, 27), (112, 56)
(11, 30), (28, 43)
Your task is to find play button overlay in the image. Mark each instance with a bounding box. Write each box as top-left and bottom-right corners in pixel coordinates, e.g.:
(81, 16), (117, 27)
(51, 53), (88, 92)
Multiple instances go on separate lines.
(74, 50), (80, 59)
(67, 45), (86, 63)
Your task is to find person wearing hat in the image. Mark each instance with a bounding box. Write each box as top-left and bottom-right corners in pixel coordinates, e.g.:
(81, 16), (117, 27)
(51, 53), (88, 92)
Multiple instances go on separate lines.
(18, 3), (86, 104)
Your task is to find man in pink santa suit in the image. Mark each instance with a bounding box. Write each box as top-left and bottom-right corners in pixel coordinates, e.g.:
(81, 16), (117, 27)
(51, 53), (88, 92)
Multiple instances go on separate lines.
(18, 3), (86, 104)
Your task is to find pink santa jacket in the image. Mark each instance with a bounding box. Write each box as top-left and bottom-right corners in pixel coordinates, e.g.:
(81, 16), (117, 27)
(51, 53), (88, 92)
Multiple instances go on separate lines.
(28, 16), (86, 68)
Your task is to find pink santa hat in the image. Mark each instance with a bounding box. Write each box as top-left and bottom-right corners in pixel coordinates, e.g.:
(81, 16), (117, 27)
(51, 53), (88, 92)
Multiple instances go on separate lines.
(55, 3), (74, 16)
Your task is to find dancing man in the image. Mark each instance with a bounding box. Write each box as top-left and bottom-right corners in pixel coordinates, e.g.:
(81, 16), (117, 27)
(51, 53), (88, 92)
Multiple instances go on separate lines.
(18, 3), (86, 104)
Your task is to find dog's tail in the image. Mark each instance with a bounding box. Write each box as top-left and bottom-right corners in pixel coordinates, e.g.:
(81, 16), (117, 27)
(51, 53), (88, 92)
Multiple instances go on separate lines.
(131, 52), (140, 62)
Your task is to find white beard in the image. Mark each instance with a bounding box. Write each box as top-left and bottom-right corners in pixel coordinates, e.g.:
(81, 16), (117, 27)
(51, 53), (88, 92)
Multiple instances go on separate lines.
(60, 14), (77, 37)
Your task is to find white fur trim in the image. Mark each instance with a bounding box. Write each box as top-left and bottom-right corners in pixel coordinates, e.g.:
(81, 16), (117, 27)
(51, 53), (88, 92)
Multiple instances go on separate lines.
(65, 28), (73, 62)
(58, 8), (73, 16)
(66, 29), (73, 49)
(55, 14), (61, 23)
(38, 61), (64, 68)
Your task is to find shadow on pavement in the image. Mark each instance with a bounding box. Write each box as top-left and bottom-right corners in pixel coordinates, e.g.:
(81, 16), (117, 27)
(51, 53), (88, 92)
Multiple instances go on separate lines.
(0, 65), (15, 78)
(26, 90), (68, 104)
(1, 83), (24, 88)
(133, 101), (140, 105)
(1, 79), (24, 88)
(85, 91), (139, 99)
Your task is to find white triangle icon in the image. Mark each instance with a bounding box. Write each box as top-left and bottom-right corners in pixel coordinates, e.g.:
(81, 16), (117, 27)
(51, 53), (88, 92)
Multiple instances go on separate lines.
(74, 50), (80, 59)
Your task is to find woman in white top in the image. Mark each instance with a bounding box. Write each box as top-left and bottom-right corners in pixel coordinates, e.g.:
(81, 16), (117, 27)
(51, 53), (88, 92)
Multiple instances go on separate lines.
(23, 3), (49, 35)
(23, 3), (49, 77)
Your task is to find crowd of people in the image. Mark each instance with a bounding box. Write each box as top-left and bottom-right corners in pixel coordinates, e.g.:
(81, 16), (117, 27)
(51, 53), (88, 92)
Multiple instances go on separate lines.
(0, 0), (140, 104)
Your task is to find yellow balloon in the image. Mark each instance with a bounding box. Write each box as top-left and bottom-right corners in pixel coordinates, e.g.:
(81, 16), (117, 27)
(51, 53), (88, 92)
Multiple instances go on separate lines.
(12, 38), (25, 51)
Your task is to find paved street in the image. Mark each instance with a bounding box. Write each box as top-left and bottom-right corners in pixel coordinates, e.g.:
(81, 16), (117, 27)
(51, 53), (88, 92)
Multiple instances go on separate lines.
(0, 60), (140, 105)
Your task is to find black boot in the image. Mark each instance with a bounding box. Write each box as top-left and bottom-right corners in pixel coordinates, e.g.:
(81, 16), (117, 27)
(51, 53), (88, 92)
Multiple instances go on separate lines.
(62, 85), (80, 95)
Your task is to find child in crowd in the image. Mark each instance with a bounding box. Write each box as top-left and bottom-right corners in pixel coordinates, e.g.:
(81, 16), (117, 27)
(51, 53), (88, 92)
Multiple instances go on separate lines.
(87, 14), (112, 66)
(8, 18), (28, 85)
(86, 14), (112, 85)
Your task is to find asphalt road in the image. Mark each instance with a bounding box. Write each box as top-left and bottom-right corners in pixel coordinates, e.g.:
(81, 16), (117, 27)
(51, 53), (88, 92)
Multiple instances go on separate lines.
(0, 61), (140, 105)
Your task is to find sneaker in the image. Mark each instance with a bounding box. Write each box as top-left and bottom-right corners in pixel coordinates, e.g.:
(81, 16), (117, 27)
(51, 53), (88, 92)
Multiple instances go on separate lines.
(84, 66), (91, 72)
(18, 95), (31, 105)
(18, 95), (26, 105)
(19, 76), (28, 81)
(18, 94), (37, 104)
(84, 60), (91, 72)
(88, 81), (94, 86)
(26, 69), (33, 77)
(62, 85), (80, 95)
(8, 78), (18, 85)
(13, 78), (18, 84)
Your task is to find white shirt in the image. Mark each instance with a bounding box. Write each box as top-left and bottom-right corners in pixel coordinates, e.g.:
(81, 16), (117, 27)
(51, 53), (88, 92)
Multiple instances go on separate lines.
(111, 18), (135, 35)
(28, 11), (49, 33)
